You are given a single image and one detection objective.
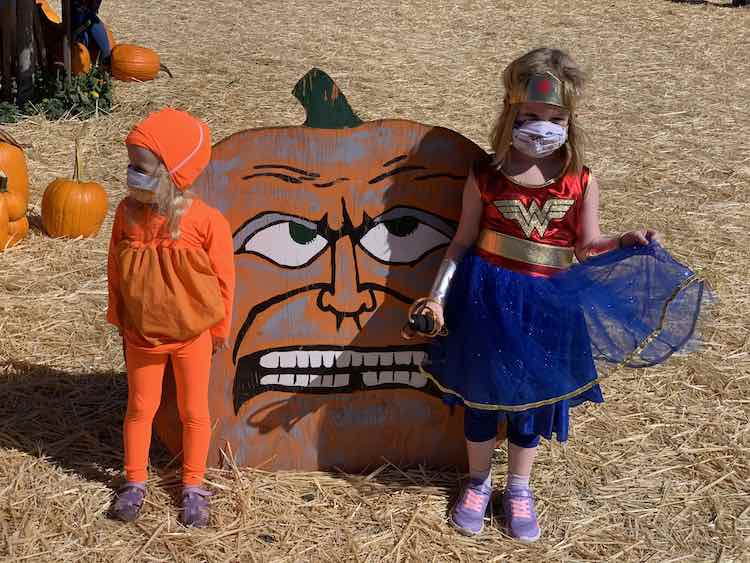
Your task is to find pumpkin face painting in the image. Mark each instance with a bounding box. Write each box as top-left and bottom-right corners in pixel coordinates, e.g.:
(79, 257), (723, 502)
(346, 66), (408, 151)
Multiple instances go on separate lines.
(154, 70), (495, 471)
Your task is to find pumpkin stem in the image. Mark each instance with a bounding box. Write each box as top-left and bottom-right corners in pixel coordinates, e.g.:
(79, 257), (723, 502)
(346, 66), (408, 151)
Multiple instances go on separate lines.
(159, 64), (173, 78)
(292, 68), (363, 129)
(0, 171), (7, 192)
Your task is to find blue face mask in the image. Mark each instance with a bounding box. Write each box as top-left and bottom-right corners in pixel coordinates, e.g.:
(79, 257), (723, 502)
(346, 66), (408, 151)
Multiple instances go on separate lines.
(127, 165), (160, 191)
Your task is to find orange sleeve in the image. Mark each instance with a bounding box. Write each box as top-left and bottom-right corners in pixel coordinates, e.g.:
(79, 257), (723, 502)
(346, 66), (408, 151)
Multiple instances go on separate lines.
(204, 207), (235, 339)
(106, 203), (124, 329)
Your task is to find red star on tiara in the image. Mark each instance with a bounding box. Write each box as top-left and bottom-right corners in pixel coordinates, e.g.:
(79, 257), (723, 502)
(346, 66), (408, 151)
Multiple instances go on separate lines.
(537, 79), (552, 95)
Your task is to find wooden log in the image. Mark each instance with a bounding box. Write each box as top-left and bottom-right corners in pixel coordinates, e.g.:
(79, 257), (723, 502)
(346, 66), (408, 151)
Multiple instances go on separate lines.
(62, 0), (71, 83)
(32, 3), (48, 74)
(16, 0), (35, 105)
(1, 1), (17, 102)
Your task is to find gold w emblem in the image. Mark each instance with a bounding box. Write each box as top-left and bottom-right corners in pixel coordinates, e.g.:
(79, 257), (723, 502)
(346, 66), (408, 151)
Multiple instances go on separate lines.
(493, 199), (575, 238)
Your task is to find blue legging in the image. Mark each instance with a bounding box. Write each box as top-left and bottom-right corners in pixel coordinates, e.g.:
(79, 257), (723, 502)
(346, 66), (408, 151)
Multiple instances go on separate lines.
(464, 408), (540, 449)
(72, 5), (111, 60)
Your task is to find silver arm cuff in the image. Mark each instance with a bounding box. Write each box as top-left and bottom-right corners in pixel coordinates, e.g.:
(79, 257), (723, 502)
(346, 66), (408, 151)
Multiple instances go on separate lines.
(429, 258), (458, 305)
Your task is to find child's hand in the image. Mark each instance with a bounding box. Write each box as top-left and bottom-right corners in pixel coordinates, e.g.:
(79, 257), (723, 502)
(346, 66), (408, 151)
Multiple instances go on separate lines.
(212, 336), (228, 354)
(620, 229), (660, 247)
(422, 301), (445, 332)
(403, 299), (446, 339)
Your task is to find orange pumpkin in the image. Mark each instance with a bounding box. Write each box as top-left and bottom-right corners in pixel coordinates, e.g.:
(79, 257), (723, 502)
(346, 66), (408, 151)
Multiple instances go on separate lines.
(36, 0), (61, 24)
(42, 140), (108, 238)
(72, 42), (92, 75)
(154, 69), (497, 471)
(111, 44), (172, 82)
(7, 216), (29, 247)
(0, 130), (29, 222)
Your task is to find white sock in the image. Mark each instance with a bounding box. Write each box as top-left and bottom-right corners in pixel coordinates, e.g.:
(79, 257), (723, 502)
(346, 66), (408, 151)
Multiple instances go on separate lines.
(507, 472), (530, 490)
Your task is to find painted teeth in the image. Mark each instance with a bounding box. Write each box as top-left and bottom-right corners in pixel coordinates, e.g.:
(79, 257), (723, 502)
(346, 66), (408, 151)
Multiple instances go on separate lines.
(361, 371), (427, 388)
(257, 350), (429, 389)
(259, 350), (426, 370)
(322, 351), (336, 368)
(259, 373), (350, 388)
(257, 371), (428, 389)
(259, 352), (280, 369)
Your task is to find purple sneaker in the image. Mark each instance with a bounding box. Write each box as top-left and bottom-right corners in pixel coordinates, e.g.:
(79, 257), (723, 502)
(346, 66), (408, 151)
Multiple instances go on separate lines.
(449, 479), (492, 536)
(502, 487), (540, 542)
(110, 483), (146, 522)
(180, 487), (212, 528)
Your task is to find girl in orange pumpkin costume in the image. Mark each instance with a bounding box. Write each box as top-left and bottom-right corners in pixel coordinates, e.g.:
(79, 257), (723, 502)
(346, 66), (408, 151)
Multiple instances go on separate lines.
(107, 108), (234, 527)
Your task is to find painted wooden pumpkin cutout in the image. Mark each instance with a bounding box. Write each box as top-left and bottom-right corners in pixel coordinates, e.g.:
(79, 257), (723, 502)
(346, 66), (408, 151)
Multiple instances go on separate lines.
(154, 69), (503, 471)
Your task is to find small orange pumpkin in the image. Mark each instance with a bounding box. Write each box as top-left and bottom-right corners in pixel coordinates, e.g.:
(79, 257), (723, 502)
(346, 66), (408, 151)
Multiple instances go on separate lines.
(0, 129), (29, 221)
(72, 42), (92, 75)
(42, 140), (108, 238)
(111, 44), (172, 82)
(7, 216), (29, 247)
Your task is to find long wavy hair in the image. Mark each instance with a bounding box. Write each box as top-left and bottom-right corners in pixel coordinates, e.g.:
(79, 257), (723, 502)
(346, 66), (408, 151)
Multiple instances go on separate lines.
(490, 48), (587, 172)
(153, 166), (192, 239)
(126, 164), (192, 240)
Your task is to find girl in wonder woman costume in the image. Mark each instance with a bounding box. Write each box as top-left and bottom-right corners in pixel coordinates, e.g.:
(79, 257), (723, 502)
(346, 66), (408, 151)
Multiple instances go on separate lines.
(107, 109), (235, 527)
(407, 48), (707, 542)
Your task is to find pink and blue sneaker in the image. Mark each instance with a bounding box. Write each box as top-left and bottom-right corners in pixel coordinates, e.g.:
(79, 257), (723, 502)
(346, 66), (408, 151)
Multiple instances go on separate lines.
(449, 478), (493, 536)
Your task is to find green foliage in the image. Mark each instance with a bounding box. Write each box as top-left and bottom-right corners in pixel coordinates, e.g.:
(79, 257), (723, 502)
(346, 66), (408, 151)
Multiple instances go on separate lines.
(0, 102), (20, 124)
(0, 66), (113, 123)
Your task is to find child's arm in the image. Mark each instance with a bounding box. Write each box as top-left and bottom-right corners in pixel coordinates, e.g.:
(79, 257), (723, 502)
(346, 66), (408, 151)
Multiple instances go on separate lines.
(106, 205), (123, 331)
(205, 209), (236, 350)
(440, 168), (483, 266)
(419, 169), (483, 328)
(575, 174), (658, 261)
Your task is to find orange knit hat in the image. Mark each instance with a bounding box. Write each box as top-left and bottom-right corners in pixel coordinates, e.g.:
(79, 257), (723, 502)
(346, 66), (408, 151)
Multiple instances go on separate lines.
(125, 108), (211, 191)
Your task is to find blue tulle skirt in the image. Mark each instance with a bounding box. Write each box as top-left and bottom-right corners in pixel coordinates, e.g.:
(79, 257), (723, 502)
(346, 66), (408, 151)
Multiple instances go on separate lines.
(422, 242), (707, 442)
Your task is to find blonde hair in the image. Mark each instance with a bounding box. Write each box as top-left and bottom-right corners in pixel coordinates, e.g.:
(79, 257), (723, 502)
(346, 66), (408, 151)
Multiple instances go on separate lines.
(154, 165), (192, 239)
(126, 164), (192, 240)
(490, 48), (587, 172)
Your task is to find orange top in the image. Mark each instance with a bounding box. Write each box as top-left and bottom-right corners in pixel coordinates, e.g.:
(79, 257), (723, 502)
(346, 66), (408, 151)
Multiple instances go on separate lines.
(107, 197), (235, 351)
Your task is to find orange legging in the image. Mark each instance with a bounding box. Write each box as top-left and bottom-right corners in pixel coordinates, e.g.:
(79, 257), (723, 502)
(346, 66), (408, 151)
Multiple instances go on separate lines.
(123, 330), (212, 485)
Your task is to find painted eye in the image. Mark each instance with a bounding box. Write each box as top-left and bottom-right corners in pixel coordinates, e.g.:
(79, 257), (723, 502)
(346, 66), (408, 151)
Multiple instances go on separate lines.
(242, 221), (328, 267)
(360, 216), (450, 265)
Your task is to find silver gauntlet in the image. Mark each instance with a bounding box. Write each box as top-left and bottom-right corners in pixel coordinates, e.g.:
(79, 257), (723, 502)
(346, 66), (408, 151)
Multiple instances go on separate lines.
(429, 258), (458, 305)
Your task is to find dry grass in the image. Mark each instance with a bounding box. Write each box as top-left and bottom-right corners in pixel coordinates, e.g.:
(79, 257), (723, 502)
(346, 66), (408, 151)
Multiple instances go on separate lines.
(1, 0), (749, 561)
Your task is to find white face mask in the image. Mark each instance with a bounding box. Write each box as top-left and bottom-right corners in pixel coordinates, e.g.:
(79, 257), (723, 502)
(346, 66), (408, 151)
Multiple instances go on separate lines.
(511, 120), (568, 158)
(127, 165), (160, 191)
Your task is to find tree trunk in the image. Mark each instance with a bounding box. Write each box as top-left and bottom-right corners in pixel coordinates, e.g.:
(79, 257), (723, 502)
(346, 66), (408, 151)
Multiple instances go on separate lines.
(1, 1), (17, 102)
(62, 0), (71, 83)
(16, 0), (35, 105)
(33, 4), (48, 74)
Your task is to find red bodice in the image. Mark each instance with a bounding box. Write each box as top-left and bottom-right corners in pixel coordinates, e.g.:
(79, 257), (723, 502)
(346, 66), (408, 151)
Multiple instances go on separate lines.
(474, 161), (590, 276)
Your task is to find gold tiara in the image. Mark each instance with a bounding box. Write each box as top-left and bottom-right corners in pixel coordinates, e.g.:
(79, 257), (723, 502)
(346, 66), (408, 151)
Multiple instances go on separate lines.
(509, 72), (565, 107)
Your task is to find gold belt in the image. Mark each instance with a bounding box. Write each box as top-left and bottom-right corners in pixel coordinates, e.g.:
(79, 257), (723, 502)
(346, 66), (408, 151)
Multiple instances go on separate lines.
(476, 229), (574, 269)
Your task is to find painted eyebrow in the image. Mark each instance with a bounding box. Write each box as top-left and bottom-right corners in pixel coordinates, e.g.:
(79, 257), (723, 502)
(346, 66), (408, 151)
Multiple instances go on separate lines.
(368, 165), (427, 184)
(252, 164), (321, 177)
(383, 155), (408, 167)
(242, 172), (303, 183)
